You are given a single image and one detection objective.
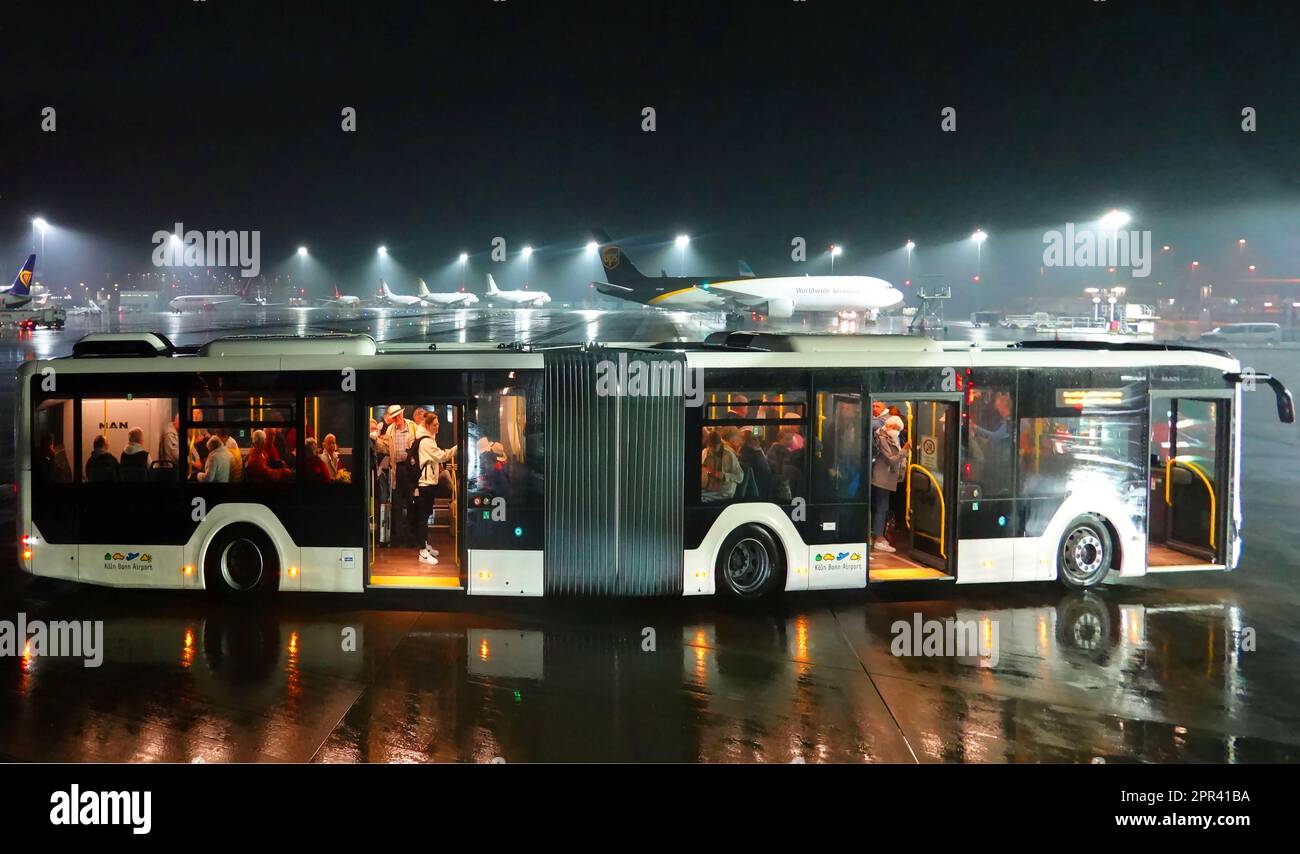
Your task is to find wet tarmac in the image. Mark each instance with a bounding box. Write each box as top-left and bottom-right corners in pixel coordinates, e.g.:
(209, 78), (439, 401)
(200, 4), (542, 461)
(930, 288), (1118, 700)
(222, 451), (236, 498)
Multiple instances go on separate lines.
(1, 308), (1298, 762)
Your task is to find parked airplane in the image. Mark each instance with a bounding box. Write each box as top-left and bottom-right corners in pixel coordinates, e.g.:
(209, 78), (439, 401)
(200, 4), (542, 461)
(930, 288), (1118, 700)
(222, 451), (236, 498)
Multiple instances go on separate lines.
(377, 280), (424, 307)
(168, 279), (253, 313)
(318, 284), (362, 307)
(1, 254), (37, 309)
(417, 278), (479, 307)
(485, 274), (551, 307)
(591, 230), (905, 320)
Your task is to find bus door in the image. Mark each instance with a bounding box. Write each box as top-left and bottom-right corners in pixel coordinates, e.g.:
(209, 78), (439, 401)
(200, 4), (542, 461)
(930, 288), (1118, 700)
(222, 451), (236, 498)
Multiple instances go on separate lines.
(366, 401), (466, 590)
(869, 395), (960, 582)
(1148, 396), (1225, 567)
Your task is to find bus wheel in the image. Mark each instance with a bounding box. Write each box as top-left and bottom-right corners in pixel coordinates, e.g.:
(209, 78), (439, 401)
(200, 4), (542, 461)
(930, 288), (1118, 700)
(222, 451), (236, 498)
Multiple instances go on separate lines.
(716, 524), (785, 601)
(1057, 515), (1113, 589)
(205, 523), (279, 598)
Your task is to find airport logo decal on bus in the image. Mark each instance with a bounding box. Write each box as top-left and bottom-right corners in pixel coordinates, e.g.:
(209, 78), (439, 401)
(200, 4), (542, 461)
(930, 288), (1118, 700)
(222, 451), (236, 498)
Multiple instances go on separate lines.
(102, 551), (153, 572)
(595, 352), (704, 406)
(811, 549), (864, 573)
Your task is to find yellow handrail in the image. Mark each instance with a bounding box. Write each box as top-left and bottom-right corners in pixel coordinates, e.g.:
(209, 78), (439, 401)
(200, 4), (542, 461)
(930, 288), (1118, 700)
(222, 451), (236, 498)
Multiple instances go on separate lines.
(1164, 457), (1217, 548)
(906, 463), (946, 559)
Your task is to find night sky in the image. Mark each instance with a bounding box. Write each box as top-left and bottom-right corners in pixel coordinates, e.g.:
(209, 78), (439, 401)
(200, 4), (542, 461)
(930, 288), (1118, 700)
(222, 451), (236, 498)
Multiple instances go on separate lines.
(5, 0), (1300, 306)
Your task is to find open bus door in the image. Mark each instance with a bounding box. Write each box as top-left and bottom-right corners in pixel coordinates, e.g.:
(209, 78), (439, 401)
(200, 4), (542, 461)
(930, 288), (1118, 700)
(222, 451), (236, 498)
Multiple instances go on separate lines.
(868, 395), (960, 582)
(1148, 396), (1227, 569)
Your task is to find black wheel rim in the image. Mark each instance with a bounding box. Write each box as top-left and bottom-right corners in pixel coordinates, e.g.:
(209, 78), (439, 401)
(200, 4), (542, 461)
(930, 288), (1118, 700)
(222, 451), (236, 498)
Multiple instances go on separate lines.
(727, 537), (772, 595)
(220, 538), (264, 592)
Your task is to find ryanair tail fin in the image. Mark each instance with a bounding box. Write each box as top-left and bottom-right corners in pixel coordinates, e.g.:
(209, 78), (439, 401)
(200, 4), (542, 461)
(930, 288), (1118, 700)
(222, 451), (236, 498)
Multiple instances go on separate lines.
(486, 274), (500, 295)
(591, 229), (649, 286)
(9, 254), (36, 295)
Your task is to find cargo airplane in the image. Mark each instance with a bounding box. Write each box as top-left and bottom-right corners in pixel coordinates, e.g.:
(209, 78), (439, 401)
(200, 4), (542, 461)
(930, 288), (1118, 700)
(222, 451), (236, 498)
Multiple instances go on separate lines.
(590, 230), (904, 320)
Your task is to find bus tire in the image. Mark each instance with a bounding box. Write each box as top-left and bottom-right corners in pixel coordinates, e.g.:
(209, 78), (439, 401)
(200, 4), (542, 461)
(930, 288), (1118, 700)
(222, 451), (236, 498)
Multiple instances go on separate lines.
(204, 523), (279, 599)
(1057, 515), (1113, 589)
(715, 524), (786, 601)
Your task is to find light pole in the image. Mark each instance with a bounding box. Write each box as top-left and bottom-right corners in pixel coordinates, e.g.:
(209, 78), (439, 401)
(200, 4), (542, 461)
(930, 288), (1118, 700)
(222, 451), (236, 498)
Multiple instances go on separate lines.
(522, 245), (533, 287)
(971, 229), (987, 277)
(675, 234), (690, 276)
(904, 240), (915, 277)
(830, 244), (843, 274)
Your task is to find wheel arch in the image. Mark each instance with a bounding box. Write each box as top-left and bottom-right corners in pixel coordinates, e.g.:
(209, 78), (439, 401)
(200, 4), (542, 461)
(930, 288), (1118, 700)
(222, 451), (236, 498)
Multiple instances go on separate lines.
(687, 504), (804, 594)
(188, 504), (301, 592)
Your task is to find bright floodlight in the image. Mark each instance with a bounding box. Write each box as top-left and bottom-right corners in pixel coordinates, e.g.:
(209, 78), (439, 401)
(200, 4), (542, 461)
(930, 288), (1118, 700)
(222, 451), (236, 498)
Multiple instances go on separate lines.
(971, 229), (988, 244)
(830, 244), (843, 257)
(297, 246), (308, 258)
(675, 234), (690, 248)
(1098, 209), (1131, 230)
(458, 252), (468, 263)
(521, 245), (533, 259)
(904, 240), (915, 251)
(169, 234), (182, 246)
(377, 245), (388, 256)
(585, 241), (598, 253)
(32, 217), (49, 231)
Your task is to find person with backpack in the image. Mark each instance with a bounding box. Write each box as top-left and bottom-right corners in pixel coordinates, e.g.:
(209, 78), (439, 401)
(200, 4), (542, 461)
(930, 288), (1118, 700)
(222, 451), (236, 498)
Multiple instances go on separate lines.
(412, 408), (457, 563)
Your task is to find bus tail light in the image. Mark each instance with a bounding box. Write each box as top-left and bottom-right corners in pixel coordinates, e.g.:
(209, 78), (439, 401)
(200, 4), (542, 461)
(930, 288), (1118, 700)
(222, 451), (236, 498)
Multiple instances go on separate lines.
(183, 565), (195, 576)
(288, 566), (299, 578)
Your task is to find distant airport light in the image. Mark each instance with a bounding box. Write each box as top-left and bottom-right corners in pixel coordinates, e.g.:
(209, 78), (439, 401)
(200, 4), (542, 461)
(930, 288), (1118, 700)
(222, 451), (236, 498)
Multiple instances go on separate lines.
(1162, 245), (1172, 252)
(585, 241), (598, 253)
(32, 217), (49, 232)
(970, 229), (988, 244)
(972, 275), (981, 282)
(1238, 238), (1247, 246)
(169, 234), (182, 246)
(297, 246), (308, 258)
(522, 245), (533, 259)
(675, 234), (690, 248)
(1248, 265), (1257, 272)
(830, 244), (843, 257)
(458, 252), (469, 263)
(1191, 260), (1199, 267)
(904, 240), (915, 251)
(377, 245), (388, 256)
(1098, 209), (1131, 230)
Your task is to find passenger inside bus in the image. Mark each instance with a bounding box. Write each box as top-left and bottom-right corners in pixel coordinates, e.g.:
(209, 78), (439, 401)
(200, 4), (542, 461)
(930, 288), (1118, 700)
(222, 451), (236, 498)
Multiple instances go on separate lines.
(86, 435), (120, 482)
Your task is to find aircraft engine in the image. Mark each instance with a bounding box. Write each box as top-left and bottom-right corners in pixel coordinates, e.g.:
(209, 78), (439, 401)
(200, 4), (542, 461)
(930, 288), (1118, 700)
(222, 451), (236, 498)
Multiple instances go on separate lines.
(765, 298), (795, 319)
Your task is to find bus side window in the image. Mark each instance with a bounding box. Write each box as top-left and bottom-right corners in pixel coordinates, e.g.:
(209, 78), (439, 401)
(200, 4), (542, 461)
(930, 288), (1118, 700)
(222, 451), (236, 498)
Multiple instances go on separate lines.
(303, 393), (354, 485)
(964, 387), (1015, 497)
(33, 398), (75, 483)
(814, 392), (863, 501)
(81, 397), (180, 483)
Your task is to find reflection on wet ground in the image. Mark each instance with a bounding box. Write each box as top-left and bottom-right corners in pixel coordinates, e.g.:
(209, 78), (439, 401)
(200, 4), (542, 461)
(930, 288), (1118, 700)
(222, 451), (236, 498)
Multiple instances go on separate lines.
(2, 577), (1297, 763)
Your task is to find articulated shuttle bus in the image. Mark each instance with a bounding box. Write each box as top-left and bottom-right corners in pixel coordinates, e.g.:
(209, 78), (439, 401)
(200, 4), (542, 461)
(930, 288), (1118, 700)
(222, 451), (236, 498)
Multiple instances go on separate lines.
(15, 331), (1294, 601)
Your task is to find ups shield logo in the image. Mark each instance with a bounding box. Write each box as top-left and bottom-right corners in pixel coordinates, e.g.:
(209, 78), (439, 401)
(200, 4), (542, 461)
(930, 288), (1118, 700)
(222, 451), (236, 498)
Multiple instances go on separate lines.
(601, 246), (621, 270)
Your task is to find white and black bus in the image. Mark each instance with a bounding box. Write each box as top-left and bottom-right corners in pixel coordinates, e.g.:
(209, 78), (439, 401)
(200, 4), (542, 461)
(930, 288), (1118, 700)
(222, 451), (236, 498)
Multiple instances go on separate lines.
(14, 331), (1293, 601)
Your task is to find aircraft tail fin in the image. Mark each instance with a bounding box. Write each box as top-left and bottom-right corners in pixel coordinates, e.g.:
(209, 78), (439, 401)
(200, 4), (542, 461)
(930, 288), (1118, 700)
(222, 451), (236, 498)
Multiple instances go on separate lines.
(591, 229), (649, 286)
(236, 278), (254, 300)
(9, 254), (36, 295)
(417, 278), (430, 296)
(486, 274), (500, 295)
(380, 279), (392, 297)
(333, 284), (342, 299)
(738, 260), (756, 278)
